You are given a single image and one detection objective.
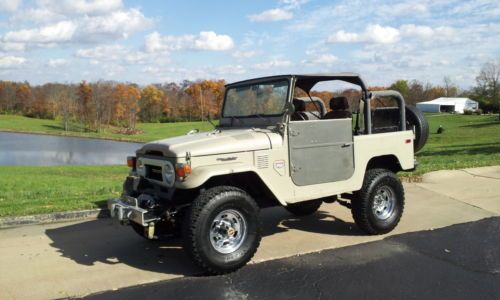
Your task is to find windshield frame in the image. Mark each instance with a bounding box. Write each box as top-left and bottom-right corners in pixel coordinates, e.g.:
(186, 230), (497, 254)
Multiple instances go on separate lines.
(221, 78), (292, 119)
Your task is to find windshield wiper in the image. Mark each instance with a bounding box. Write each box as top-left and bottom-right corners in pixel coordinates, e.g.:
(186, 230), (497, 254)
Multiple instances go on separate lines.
(230, 116), (243, 126)
(248, 113), (271, 124)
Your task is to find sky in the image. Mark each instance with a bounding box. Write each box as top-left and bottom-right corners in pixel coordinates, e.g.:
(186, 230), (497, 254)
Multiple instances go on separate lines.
(0, 0), (499, 88)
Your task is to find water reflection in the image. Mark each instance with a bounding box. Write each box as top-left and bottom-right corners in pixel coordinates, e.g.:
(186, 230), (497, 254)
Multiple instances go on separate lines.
(0, 132), (143, 166)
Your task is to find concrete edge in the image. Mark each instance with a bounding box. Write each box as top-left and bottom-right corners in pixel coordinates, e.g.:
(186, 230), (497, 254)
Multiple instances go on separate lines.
(0, 176), (421, 228)
(0, 208), (110, 229)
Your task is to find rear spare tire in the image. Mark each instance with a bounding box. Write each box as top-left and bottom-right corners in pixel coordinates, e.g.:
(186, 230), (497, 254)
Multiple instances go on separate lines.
(405, 105), (429, 152)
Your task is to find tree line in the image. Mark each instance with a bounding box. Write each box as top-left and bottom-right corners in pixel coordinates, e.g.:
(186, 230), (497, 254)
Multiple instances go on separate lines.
(0, 79), (225, 133)
(0, 62), (498, 133)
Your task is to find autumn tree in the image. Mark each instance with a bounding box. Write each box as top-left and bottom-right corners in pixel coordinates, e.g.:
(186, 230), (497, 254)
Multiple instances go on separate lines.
(77, 81), (94, 131)
(0, 81), (16, 112)
(139, 85), (168, 122)
(112, 83), (141, 129)
(15, 83), (32, 113)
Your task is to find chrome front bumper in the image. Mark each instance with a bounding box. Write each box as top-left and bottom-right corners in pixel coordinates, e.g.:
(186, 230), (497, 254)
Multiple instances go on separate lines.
(108, 196), (156, 226)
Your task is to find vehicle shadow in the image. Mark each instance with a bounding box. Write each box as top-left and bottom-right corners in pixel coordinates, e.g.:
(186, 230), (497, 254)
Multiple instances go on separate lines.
(45, 205), (360, 276)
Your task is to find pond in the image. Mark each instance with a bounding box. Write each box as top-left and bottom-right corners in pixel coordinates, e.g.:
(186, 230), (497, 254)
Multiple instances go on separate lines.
(0, 132), (143, 166)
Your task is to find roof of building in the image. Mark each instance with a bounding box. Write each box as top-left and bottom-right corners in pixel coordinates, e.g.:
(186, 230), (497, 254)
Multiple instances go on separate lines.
(418, 97), (478, 105)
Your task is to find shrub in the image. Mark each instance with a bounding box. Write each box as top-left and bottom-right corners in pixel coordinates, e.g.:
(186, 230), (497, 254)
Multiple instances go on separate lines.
(463, 109), (473, 115)
(475, 109), (483, 115)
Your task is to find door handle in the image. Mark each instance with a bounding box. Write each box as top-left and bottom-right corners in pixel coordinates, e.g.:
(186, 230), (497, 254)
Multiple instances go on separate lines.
(341, 143), (352, 148)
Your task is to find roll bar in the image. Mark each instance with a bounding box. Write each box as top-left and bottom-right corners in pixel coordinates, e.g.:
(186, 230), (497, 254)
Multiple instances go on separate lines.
(366, 90), (406, 134)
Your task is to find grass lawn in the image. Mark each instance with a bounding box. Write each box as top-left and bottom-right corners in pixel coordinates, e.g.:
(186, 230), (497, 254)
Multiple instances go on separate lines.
(0, 114), (499, 217)
(0, 166), (128, 217)
(0, 114), (214, 142)
(405, 114), (500, 176)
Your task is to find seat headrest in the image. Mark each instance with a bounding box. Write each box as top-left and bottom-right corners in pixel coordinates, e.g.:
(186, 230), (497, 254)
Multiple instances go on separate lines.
(330, 96), (349, 110)
(293, 99), (306, 112)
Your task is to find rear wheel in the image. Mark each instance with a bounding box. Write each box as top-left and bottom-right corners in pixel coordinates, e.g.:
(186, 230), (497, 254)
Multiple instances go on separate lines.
(352, 168), (405, 235)
(285, 199), (322, 216)
(183, 186), (261, 275)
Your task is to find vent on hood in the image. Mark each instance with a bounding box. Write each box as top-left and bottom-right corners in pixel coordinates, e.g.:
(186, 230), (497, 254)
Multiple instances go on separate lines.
(256, 155), (269, 169)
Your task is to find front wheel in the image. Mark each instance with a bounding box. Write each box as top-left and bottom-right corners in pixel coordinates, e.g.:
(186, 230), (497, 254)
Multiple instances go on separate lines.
(183, 186), (261, 275)
(352, 169), (405, 235)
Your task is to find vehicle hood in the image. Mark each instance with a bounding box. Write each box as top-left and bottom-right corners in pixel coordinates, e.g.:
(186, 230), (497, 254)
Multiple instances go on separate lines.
(136, 128), (272, 157)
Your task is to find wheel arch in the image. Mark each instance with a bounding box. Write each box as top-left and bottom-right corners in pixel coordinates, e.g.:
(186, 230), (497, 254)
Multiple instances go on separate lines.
(366, 154), (402, 173)
(202, 171), (282, 208)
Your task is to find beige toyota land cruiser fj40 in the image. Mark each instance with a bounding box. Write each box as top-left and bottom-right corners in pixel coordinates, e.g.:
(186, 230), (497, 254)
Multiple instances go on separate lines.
(108, 73), (428, 274)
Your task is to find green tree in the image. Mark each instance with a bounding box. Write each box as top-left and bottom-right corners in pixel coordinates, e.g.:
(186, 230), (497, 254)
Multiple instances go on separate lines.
(389, 80), (409, 99)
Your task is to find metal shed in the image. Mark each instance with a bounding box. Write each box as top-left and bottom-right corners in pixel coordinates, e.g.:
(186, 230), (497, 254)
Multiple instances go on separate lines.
(416, 97), (479, 113)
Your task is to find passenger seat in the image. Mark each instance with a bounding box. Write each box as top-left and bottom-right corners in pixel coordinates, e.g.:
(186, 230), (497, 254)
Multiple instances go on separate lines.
(323, 96), (352, 119)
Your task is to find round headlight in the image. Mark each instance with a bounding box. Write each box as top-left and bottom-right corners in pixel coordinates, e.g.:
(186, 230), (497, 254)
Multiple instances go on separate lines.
(164, 161), (175, 186)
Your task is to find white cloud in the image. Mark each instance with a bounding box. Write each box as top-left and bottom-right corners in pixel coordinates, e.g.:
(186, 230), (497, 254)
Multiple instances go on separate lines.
(248, 8), (294, 22)
(253, 59), (291, 70)
(80, 9), (152, 40)
(194, 31), (235, 51)
(399, 24), (434, 39)
(0, 0), (22, 12)
(0, 55), (26, 68)
(279, 0), (308, 9)
(327, 30), (360, 43)
(378, 2), (428, 16)
(4, 21), (77, 44)
(10, 8), (66, 24)
(47, 58), (68, 67)
(303, 54), (338, 65)
(144, 31), (234, 53)
(35, 0), (123, 15)
(0, 42), (26, 52)
(76, 44), (149, 64)
(212, 64), (246, 75)
(2, 8), (152, 49)
(328, 24), (400, 44)
(232, 50), (257, 59)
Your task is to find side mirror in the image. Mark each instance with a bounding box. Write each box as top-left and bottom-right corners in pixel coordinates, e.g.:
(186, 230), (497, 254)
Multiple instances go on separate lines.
(283, 102), (295, 116)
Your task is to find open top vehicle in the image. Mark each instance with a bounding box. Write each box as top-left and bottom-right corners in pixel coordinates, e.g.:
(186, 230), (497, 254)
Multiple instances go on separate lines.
(108, 73), (429, 274)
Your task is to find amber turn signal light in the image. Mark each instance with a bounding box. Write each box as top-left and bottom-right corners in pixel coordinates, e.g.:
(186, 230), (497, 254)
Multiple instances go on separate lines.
(127, 156), (136, 168)
(176, 164), (192, 178)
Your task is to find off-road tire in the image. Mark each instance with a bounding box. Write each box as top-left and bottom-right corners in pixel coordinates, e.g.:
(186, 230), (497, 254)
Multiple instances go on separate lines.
(183, 186), (261, 275)
(406, 105), (429, 153)
(285, 199), (322, 216)
(352, 168), (405, 235)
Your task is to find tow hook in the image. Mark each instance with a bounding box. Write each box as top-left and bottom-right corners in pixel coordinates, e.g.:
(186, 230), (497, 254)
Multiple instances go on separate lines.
(147, 222), (155, 239)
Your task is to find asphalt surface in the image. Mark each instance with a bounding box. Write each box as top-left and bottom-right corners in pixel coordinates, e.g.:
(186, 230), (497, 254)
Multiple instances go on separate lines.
(85, 217), (500, 300)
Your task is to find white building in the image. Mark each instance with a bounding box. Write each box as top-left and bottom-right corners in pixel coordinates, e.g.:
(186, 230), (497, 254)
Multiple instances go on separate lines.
(416, 97), (479, 113)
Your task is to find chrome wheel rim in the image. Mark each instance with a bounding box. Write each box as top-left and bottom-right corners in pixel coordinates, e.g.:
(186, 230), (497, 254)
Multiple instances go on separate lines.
(209, 209), (247, 254)
(372, 186), (396, 220)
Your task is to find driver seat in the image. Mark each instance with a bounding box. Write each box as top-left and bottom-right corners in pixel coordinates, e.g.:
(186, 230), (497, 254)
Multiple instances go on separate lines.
(291, 99), (309, 121)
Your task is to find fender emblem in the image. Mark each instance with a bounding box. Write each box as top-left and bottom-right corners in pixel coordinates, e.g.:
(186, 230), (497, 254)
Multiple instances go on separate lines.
(216, 157), (237, 162)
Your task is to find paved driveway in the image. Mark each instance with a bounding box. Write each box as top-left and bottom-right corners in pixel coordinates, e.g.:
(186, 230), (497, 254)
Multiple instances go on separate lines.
(0, 167), (498, 299)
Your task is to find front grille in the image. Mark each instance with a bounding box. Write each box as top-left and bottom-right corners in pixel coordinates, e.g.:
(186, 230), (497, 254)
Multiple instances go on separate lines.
(145, 165), (163, 181)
